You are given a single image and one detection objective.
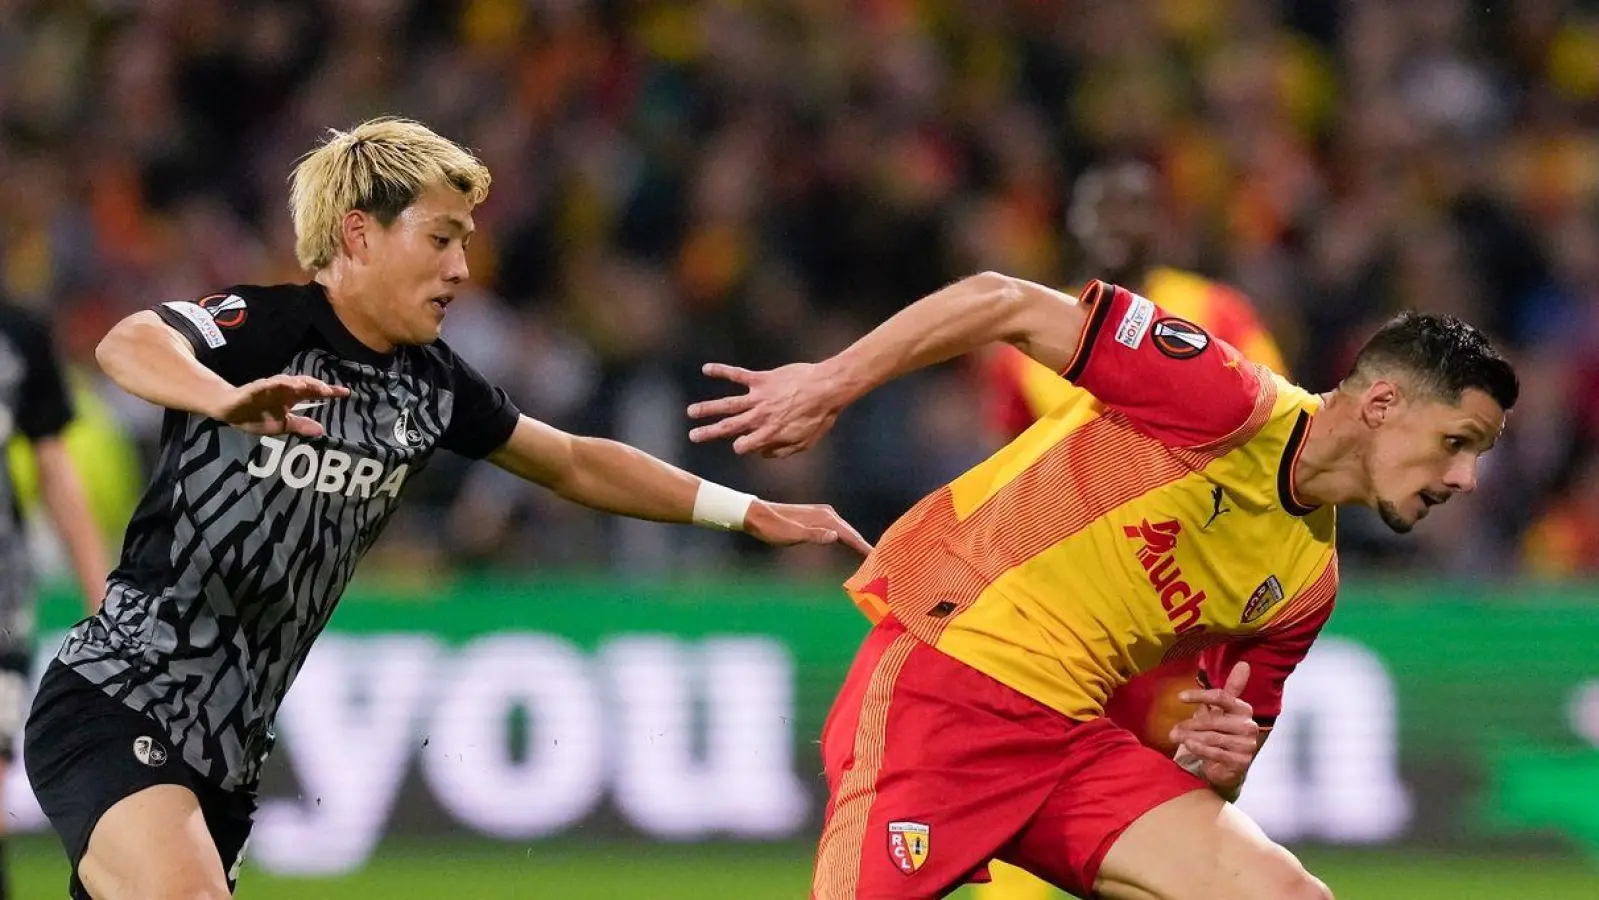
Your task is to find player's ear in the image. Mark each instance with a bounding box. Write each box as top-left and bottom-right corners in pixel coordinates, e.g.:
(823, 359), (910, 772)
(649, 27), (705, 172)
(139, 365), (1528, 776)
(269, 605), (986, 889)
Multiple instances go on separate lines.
(341, 210), (371, 262)
(1359, 379), (1400, 429)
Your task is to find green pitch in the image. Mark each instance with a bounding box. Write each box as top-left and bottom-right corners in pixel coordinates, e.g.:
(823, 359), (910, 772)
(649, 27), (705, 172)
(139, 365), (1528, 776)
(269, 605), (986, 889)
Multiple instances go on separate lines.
(8, 837), (1595, 898)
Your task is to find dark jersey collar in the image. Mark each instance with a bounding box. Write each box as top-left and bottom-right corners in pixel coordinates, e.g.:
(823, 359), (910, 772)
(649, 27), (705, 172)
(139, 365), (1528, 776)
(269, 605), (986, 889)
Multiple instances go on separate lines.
(1277, 410), (1322, 517)
(304, 282), (396, 367)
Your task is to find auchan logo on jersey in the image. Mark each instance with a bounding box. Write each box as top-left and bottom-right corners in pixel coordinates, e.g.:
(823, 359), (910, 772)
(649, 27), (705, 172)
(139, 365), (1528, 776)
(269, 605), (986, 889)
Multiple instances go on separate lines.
(1123, 519), (1208, 634)
(248, 436), (409, 499)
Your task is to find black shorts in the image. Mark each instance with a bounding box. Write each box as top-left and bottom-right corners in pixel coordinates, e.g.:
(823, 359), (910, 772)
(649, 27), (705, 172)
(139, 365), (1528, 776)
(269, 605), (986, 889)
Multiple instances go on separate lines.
(23, 661), (257, 899)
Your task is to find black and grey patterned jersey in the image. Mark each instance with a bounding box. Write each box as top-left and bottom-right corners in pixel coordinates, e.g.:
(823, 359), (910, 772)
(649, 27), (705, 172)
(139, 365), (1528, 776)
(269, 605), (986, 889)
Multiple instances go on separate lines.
(0, 304), (74, 652)
(55, 283), (519, 791)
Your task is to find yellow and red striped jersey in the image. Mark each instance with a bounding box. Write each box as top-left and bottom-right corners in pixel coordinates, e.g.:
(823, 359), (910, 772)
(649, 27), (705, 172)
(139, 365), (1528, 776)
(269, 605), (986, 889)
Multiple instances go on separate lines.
(982, 266), (1288, 436)
(848, 281), (1336, 724)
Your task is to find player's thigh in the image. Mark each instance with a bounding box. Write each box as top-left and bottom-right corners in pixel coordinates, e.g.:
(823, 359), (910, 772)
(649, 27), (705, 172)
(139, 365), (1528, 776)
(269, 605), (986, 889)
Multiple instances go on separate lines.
(995, 718), (1204, 898)
(24, 662), (239, 899)
(1094, 791), (1332, 900)
(79, 783), (231, 900)
(813, 622), (1070, 900)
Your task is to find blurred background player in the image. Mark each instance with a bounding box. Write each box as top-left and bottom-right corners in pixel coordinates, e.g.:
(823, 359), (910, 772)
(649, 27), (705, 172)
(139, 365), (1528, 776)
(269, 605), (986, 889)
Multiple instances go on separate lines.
(0, 297), (107, 900)
(976, 158), (1291, 900)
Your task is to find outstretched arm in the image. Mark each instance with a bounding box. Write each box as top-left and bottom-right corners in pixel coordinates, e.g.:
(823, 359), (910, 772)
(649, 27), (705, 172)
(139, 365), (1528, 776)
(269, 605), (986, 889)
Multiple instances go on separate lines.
(487, 415), (871, 554)
(97, 311), (348, 436)
(689, 272), (1088, 457)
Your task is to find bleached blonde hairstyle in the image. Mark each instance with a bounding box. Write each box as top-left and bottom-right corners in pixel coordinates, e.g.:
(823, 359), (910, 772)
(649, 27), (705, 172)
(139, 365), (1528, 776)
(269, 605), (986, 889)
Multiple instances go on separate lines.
(289, 117), (492, 271)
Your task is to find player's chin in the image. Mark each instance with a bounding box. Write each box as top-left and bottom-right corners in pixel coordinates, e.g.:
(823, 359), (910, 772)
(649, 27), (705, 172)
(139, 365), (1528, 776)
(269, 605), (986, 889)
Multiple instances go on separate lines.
(411, 314), (445, 344)
(1375, 499), (1419, 535)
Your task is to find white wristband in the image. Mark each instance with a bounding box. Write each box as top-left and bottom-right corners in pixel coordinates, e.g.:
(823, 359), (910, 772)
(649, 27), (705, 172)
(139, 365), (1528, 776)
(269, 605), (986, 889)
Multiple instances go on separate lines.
(693, 481), (756, 531)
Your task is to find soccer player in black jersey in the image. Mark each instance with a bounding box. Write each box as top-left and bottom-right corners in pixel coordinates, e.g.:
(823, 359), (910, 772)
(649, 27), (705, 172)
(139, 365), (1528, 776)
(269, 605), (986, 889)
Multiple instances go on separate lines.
(0, 300), (107, 900)
(24, 117), (868, 900)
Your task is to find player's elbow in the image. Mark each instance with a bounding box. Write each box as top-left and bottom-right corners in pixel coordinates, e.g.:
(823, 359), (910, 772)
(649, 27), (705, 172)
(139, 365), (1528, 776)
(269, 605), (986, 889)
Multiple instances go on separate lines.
(94, 316), (134, 376)
(96, 312), (168, 379)
(969, 271), (1024, 308)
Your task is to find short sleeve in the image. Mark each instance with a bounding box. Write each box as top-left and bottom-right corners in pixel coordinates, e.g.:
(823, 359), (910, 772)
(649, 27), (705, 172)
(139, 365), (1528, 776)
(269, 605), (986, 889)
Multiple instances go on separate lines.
(1061, 280), (1267, 449)
(11, 311), (74, 440)
(439, 347), (521, 459)
(153, 288), (294, 385)
(1198, 598), (1333, 726)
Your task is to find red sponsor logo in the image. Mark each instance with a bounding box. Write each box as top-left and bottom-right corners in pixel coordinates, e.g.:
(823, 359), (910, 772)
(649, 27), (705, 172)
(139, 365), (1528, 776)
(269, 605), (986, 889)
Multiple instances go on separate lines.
(1123, 519), (1208, 634)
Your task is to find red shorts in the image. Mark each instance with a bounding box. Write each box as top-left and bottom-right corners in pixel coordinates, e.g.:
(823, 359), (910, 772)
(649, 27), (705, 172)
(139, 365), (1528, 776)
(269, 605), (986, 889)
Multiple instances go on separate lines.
(813, 617), (1205, 900)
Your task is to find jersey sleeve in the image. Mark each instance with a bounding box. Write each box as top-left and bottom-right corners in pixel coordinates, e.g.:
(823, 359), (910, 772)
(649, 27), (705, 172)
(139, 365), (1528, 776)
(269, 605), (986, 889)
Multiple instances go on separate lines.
(153, 288), (295, 385)
(1061, 280), (1267, 449)
(438, 346), (522, 459)
(1198, 598), (1333, 726)
(12, 311), (74, 440)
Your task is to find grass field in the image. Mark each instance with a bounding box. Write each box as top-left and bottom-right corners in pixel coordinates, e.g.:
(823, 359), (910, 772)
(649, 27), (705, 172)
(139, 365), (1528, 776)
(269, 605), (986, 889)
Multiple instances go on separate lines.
(8, 836), (1595, 898)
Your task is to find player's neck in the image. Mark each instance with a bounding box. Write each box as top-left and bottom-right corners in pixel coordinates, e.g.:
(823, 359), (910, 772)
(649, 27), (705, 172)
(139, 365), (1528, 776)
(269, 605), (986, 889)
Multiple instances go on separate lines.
(314, 269), (396, 354)
(1291, 391), (1376, 509)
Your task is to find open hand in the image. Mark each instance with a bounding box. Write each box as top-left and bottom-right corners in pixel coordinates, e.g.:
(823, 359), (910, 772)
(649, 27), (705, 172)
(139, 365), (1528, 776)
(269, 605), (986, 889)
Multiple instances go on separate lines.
(744, 500), (872, 556)
(214, 375), (350, 438)
(688, 362), (841, 458)
(1170, 662), (1262, 793)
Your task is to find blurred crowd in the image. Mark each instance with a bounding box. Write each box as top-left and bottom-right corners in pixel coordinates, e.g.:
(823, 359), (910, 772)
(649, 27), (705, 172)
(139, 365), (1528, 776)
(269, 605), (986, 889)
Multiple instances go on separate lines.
(3, 0), (1599, 582)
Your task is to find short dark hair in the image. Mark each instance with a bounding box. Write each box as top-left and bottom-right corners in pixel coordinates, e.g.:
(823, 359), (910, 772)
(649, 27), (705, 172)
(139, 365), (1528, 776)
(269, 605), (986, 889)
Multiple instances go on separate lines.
(1347, 312), (1519, 410)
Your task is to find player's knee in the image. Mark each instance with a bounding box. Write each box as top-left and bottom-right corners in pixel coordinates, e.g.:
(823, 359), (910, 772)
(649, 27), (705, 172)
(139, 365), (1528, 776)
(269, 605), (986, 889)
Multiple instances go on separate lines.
(134, 880), (230, 900)
(1253, 860), (1333, 900)
(80, 852), (231, 900)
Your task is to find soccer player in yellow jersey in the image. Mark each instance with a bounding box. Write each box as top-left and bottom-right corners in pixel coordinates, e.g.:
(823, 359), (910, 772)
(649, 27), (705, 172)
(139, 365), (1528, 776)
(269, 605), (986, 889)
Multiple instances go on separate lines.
(975, 158), (1292, 900)
(689, 274), (1517, 900)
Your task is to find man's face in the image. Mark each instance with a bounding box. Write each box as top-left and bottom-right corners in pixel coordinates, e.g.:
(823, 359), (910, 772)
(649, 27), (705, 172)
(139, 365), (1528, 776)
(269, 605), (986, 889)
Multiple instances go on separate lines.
(357, 182), (474, 346)
(1068, 163), (1160, 283)
(1364, 384), (1507, 533)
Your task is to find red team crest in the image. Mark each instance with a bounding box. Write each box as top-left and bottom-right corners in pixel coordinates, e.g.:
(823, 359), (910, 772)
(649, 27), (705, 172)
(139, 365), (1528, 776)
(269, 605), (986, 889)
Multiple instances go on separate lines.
(1242, 575), (1286, 624)
(197, 293), (248, 329)
(887, 820), (930, 874)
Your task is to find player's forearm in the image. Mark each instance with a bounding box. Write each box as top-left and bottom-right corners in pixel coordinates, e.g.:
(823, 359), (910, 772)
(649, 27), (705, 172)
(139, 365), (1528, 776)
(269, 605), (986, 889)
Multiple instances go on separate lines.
(818, 272), (1087, 405)
(97, 311), (235, 418)
(553, 436), (705, 523)
(33, 440), (108, 611)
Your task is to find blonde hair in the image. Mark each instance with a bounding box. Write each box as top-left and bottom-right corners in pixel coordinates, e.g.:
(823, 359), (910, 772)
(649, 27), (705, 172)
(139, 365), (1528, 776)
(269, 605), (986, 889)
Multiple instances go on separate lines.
(289, 117), (492, 271)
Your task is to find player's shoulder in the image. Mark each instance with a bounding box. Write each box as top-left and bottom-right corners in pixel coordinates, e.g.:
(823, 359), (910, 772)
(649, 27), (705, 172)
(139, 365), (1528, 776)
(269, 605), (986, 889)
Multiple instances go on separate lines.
(201, 281), (317, 321)
(163, 281), (318, 337)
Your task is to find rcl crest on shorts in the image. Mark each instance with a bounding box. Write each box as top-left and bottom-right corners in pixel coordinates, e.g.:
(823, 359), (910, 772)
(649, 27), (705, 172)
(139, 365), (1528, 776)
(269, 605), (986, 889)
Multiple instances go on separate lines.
(887, 820), (930, 875)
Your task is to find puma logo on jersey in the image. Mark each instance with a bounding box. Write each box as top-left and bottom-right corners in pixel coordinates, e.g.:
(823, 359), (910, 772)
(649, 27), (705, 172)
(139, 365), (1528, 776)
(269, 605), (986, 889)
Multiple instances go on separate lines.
(1123, 519), (1208, 634)
(248, 436), (409, 498)
(1203, 486), (1232, 530)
